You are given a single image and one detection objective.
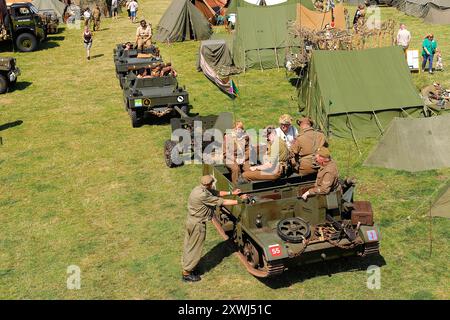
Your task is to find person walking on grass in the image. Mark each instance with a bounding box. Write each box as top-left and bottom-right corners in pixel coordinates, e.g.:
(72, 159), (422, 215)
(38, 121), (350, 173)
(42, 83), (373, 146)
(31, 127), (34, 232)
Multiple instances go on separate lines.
(112, 0), (118, 20)
(83, 26), (93, 60)
(396, 23), (411, 56)
(128, 0), (138, 23)
(422, 34), (437, 74)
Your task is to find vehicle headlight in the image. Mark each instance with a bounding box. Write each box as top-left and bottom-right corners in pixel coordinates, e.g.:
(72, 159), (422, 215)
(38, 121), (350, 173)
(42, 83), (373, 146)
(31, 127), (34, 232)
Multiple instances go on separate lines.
(177, 96), (184, 103)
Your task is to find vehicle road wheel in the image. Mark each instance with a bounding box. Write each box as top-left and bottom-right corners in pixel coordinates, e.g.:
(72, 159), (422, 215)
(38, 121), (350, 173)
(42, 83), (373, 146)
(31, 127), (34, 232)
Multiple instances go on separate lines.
(130, 110), (142, 128)
(0, 75), (8, 94)
(164, 140), (183, 168)
(16, 33), (38, 52)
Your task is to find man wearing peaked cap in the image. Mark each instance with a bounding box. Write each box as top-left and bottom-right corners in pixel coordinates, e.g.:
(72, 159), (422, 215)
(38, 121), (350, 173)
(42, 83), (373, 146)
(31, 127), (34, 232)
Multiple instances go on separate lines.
(182, 175), (248, 282)
(301, 147), (341, 200)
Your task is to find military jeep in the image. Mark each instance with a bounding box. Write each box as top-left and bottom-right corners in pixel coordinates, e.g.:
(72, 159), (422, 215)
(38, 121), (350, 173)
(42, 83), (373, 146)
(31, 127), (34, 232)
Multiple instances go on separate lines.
(0, 57), (20, 94)
(203, 163), (380, 277)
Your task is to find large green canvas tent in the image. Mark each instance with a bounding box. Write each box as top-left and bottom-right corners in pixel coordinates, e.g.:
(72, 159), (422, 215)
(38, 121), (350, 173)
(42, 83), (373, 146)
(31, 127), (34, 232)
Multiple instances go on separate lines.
(392, 0), (450, 24)
(155, 0), (212, 43)
(227, 0), (315, 13)
(298, 46), (425, 139)
(363, 115), (450, 172)
(233, 3), (298, 70)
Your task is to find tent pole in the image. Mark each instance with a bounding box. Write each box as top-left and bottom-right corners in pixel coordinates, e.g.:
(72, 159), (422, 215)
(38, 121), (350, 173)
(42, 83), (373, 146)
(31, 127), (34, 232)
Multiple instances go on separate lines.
(346, 113), (362, 155)
(372, 111), (385, 135)
(400, 107), (415, 119)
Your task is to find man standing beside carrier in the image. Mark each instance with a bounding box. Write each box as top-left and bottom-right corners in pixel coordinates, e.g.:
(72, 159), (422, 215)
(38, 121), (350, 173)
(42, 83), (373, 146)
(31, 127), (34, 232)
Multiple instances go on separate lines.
(181, 175), (247, 282)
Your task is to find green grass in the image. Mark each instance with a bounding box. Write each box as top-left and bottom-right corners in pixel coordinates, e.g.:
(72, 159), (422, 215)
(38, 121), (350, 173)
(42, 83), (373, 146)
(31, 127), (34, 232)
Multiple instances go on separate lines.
(0, 2), (449, 299)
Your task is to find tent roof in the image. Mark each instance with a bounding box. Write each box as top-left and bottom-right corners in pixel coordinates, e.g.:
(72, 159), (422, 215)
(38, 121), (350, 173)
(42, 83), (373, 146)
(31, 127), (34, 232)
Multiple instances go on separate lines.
(227, 0), (315, 13)
(32, 0), (66, 19)
(431, 182), (450, 218)
(296, 3), (346, 30)
(155, 0), (212, 42)
(406, 0), (450, 8)
(309, 46), (423, 115)
(364, 115), (450, 172)
(424, 3), (450, 24)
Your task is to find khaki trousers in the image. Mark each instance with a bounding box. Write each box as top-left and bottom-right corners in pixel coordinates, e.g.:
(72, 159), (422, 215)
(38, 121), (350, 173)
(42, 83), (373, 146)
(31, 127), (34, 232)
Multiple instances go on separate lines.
(226, 161), (250, 184)
(242, 169), (280, 182)
(137, 37), (151, 50)
(181, 218), (206, 272)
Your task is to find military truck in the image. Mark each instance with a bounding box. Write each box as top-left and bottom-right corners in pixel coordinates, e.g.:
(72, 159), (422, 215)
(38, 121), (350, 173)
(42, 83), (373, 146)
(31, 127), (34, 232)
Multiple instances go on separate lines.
(0, 56), (20, 94)
(0, 0), (46, 52)
(203, 163), (380, 277)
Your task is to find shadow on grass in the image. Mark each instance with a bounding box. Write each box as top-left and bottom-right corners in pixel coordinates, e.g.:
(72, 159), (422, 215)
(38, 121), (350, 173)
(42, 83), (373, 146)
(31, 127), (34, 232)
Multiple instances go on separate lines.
(40, 41), (60, 50)
(11, 81), (32, 92)
(260, 254), (387, 289)
(197, 240), (234, 276)
(0, 120), (23, 132)
(91, 54), (104, 59)
(47, 35), (65, 41)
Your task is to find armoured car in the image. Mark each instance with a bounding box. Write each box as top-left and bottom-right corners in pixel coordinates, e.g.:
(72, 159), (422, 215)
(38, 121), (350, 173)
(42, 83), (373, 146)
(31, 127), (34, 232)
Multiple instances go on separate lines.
(0, 57), (20, 94)
(203, 163), (380, 277)
(123, 74), (189, 128)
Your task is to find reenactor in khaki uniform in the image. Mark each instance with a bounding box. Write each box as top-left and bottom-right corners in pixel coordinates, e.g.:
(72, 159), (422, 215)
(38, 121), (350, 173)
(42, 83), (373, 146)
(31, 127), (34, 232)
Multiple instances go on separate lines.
(135, 20), (152, 51)
(182, 175), (248, 282)
(92, 5), (101, 31)
(223, 121), (250, 184)
(301, 147), (341, 200)
(290, 117), (328, 176)
(242, 127), (290, 182)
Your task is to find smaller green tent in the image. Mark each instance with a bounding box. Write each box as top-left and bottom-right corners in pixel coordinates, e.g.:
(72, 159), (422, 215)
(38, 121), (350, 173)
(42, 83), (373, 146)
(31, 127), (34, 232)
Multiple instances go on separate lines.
(32, 0), (67, 20)
(298, 46), (425, 139)
(363, 115), (450, 172)
(155, 0), (212, 43)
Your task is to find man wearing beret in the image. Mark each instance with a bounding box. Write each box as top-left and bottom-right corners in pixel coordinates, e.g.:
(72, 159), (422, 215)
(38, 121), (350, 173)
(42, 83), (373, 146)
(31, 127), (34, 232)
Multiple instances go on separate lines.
(290, 117), (328, 176)
(301, 147), (341, 200)
(182, 175), (248, 282)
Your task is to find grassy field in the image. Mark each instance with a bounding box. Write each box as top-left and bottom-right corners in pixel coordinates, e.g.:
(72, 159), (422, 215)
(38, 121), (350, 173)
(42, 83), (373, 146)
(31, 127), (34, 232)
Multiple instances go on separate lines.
(0, 1), (448, 299)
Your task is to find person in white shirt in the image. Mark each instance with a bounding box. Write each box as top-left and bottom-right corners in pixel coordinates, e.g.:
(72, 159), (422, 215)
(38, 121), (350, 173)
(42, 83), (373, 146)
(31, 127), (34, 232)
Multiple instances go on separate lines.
(83, 8), (91, 27)
(274, 114), (298, 149)
(128, 0), (138, 23)
(396, 23), (411, 55)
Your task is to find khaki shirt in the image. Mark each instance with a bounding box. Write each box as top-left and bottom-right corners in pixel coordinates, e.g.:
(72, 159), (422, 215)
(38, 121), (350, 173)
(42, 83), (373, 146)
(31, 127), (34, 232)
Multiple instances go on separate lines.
(92, 8), (101, 19)
(187, 185), (224, 223)
(290, 127), (327, 158)
(136, 25), (152, 38)
(223, 130), (249, 165)
(309, 160), (340, 195)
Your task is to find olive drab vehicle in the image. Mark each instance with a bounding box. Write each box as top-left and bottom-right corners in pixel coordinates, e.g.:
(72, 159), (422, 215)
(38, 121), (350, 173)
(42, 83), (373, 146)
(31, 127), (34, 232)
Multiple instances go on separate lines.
(0, 0), (46, 52)
(0, 56), (20, 94)
(164, 111), (233, 168)
(203, 163), (381, 277)
(113, 43), (190, 128)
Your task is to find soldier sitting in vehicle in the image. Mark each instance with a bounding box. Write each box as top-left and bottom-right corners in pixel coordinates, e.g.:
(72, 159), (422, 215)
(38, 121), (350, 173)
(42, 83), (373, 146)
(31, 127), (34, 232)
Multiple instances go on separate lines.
(242, 126), (290, 182)
(223, 121), (251, 184)
(160, 62), (177, 77)
(301, 147), (342, 200)
(123, 42), (133, 51)
(290, 117), (328, 176)
(135, 19), (152, 51)
(136, 68), (152, 79)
